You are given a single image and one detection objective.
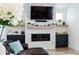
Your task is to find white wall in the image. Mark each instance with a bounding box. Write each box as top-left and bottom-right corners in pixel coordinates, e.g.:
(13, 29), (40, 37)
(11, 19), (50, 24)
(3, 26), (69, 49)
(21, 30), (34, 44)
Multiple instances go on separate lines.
(56, 8), (68, 25)
(0, 3), (23, 20)
(67, 4), (79, 51)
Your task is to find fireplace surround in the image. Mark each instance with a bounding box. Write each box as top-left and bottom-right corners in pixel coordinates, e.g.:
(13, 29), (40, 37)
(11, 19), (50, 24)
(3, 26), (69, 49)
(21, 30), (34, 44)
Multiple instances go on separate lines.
(25, 29), (55, 49)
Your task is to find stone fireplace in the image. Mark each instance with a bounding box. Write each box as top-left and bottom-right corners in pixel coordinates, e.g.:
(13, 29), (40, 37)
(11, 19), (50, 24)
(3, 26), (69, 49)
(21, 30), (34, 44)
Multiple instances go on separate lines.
(25, 29), (55, 49)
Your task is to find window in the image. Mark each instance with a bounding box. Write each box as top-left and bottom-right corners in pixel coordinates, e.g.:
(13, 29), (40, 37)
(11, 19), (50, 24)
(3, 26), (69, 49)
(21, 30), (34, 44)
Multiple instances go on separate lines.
(56, 13), (63, 20)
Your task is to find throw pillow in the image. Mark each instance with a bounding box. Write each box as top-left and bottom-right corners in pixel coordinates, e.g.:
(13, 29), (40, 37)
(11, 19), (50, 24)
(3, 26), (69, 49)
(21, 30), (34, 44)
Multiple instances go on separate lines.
(9, 40), (24, 54)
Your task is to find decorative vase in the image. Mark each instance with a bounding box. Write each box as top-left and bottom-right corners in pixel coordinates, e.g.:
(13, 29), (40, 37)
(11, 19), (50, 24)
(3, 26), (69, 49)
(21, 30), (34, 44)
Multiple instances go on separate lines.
(63, 22), (65, 25)
(21, 31), (25, 35)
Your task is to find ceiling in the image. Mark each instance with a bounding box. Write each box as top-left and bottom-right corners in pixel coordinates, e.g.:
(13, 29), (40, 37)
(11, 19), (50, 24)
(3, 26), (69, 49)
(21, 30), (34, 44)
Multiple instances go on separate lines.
(56, 3), (71, 9)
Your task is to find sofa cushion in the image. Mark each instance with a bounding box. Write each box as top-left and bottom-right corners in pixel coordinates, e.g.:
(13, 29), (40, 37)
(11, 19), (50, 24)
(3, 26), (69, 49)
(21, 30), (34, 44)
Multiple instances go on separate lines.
(18, 48), (48, 55)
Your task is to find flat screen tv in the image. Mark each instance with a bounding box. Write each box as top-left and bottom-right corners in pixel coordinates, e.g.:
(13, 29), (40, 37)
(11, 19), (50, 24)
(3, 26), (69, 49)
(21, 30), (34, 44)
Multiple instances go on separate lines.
(31, 6), (53, 20)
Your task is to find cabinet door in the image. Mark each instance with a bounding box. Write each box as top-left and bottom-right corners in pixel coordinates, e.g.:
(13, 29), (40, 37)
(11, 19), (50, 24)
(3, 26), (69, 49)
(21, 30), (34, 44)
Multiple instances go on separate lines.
(56, 34), (68, 48)
(7, 35), (25, 43)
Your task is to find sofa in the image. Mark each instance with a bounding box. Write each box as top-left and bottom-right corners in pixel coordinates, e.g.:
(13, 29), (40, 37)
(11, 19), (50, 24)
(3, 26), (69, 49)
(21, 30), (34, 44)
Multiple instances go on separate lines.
(3, 42), (48, 55)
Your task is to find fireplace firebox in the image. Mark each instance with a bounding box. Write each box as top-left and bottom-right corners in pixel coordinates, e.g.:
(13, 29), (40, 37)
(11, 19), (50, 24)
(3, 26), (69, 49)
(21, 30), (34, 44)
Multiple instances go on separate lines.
(32, 34), (50, 41)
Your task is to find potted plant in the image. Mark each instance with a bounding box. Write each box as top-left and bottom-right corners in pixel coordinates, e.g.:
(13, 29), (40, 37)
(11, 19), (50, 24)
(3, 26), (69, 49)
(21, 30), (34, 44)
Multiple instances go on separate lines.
(0, 11), (19, 42)
(57, 19), (63, 25)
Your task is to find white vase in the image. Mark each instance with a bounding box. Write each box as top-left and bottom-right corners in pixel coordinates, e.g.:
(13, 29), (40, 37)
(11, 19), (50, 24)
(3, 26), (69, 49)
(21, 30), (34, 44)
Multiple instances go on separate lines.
(0, 42), (6, 55)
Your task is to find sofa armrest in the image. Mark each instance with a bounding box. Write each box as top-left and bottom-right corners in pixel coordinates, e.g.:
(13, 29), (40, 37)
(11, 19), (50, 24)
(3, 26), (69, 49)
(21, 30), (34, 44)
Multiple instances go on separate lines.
(22, 43), (28, 49)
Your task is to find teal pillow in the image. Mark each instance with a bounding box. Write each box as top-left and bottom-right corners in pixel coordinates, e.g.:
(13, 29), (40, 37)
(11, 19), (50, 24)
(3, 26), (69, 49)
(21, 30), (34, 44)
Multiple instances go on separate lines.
(9, 40), (24, 54)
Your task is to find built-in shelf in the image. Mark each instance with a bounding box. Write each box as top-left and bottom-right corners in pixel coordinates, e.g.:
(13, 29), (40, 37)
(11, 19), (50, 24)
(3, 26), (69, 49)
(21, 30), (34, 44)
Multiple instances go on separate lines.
(26, 24), (68, 29)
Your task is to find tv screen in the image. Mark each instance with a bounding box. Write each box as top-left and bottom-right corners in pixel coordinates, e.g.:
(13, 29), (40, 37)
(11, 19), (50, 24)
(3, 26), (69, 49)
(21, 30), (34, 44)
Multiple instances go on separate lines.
(31, 6), (53, 20)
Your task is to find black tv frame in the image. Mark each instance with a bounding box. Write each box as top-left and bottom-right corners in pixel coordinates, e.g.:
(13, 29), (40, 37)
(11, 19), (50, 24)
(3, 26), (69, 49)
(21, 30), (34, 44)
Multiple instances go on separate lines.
(30, 6), (53, 22)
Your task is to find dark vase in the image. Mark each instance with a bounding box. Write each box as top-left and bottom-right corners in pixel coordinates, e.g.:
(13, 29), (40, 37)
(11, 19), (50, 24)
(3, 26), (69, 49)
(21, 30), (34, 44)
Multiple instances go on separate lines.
(21, 31), (25, 35)
(63, 22), (65, 25)
(27, 23), (31, 24)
